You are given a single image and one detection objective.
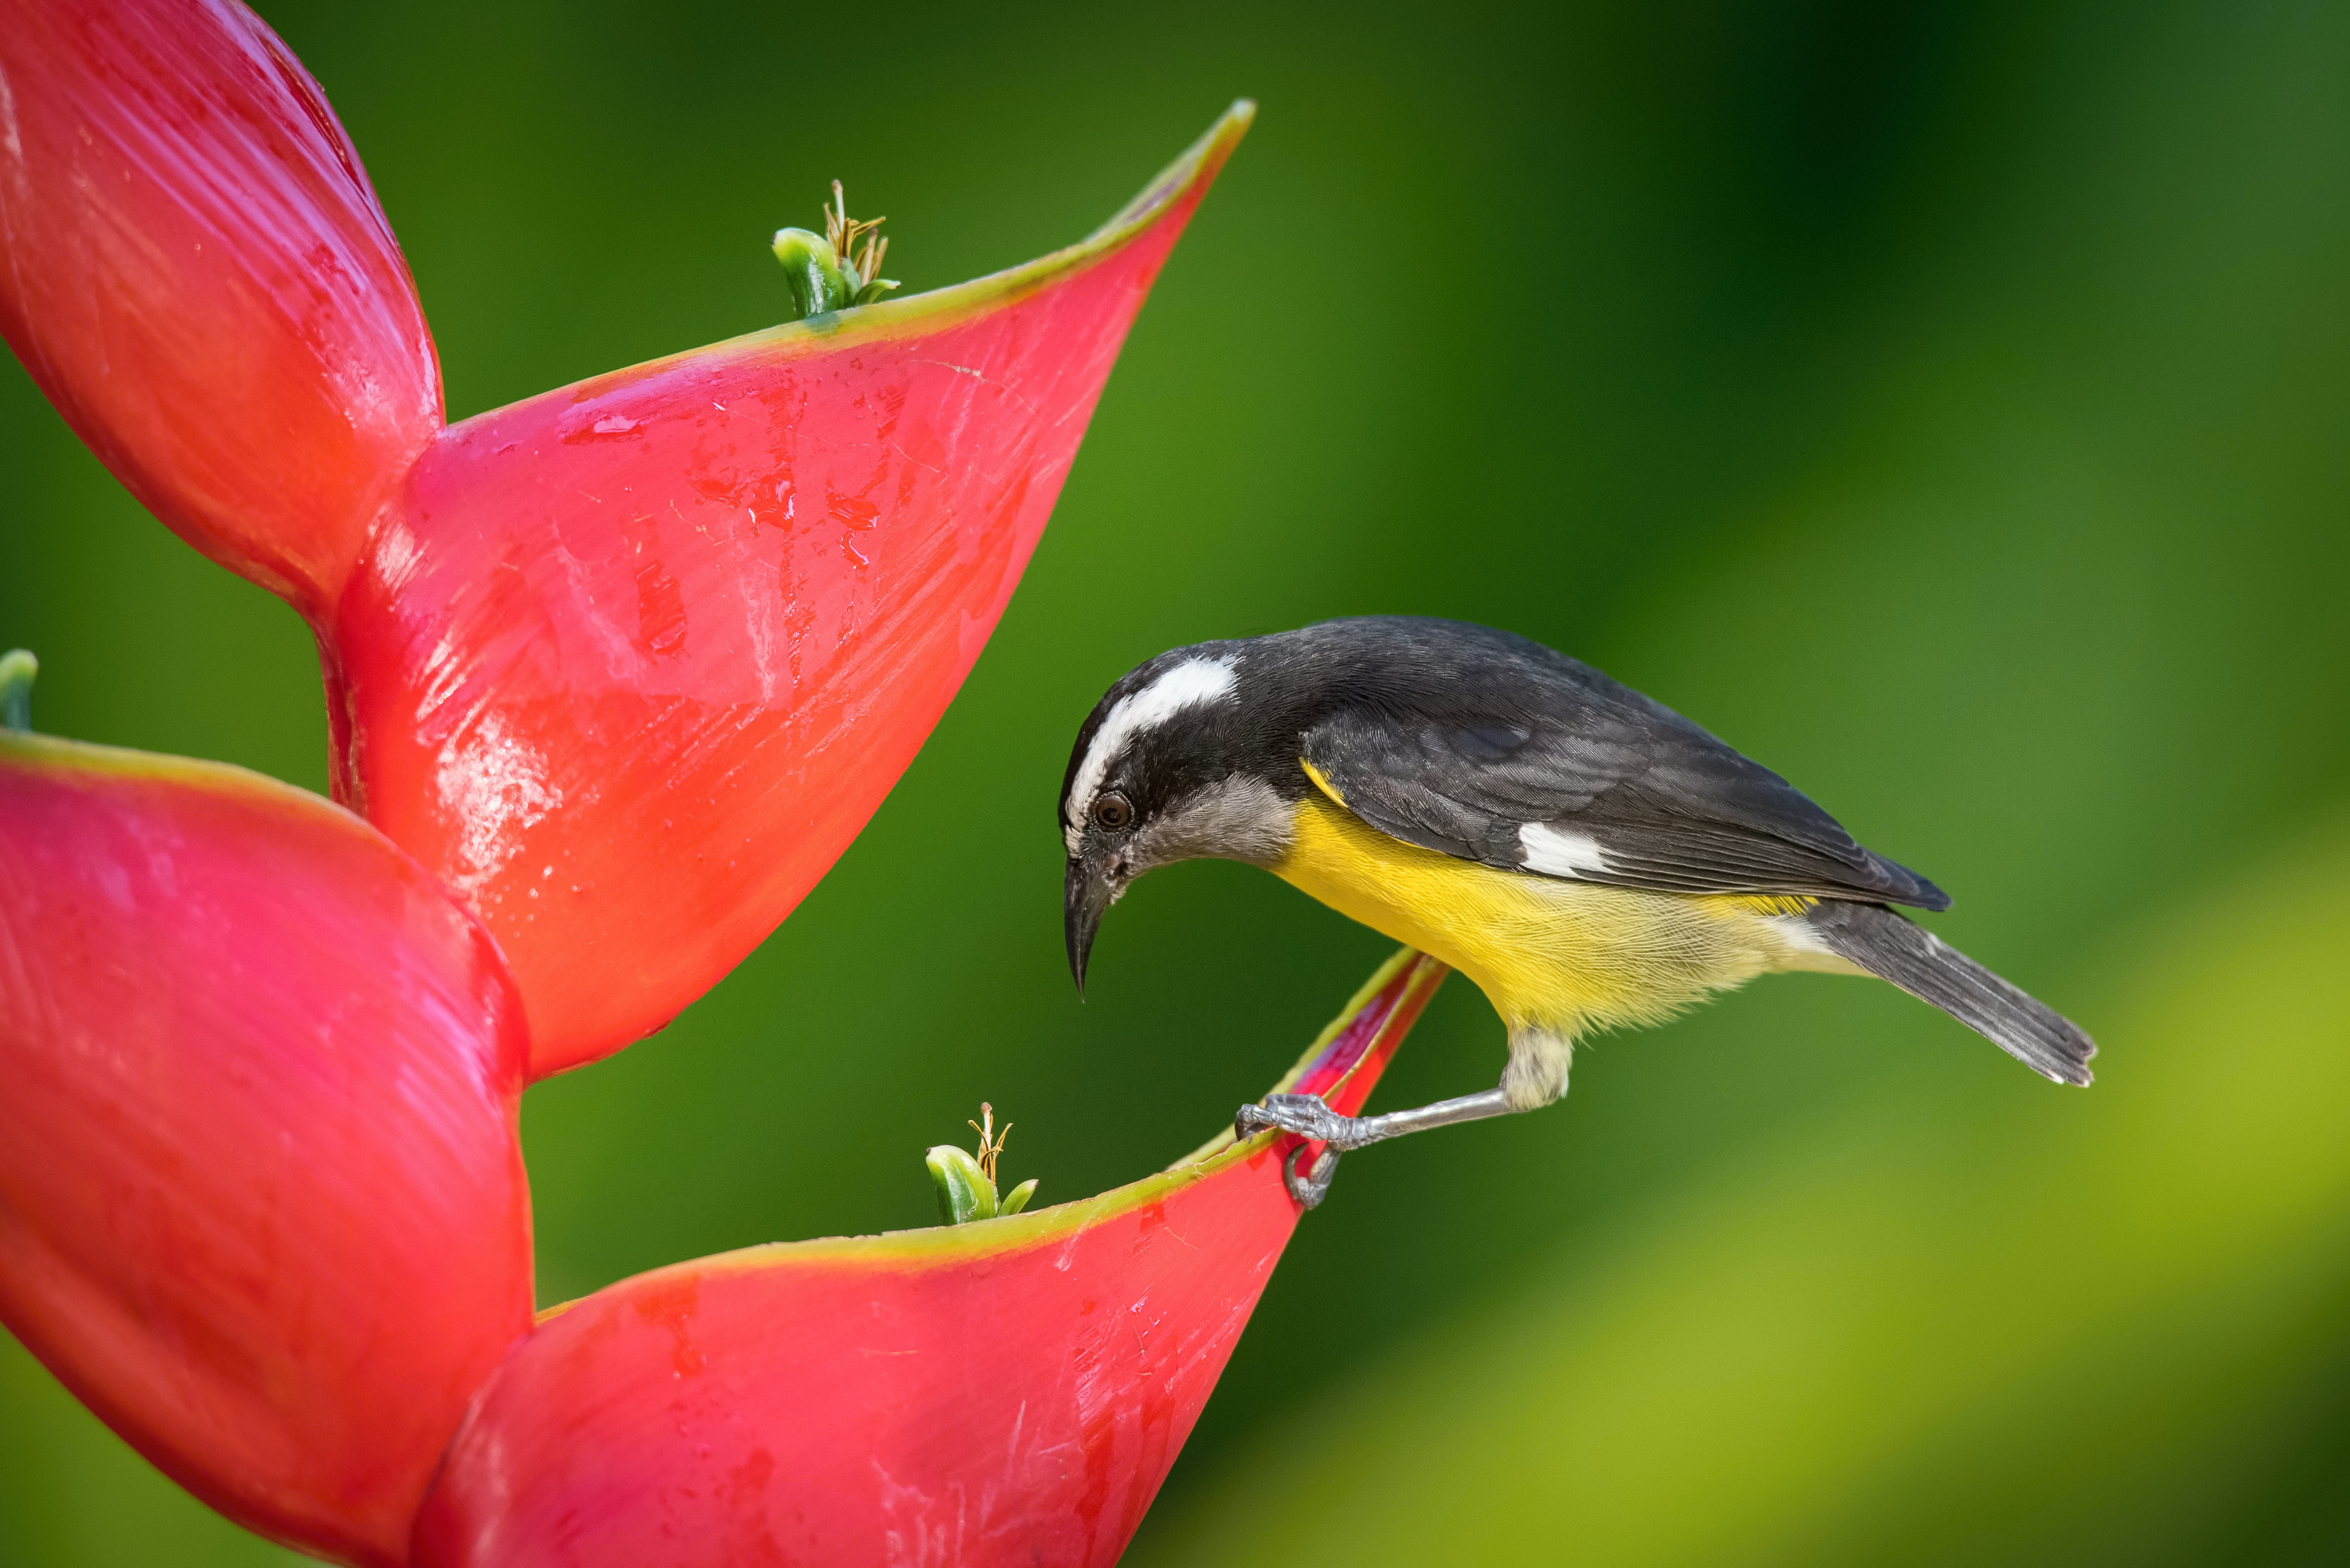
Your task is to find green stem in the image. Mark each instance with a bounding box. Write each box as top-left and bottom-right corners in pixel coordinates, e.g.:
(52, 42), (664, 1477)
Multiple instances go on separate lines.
(0, 649), (35, 732)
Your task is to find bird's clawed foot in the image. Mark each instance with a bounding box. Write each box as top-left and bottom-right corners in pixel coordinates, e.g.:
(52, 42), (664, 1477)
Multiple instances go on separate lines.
(1283, 1143), (1341, 1209)
(1236, 1091), (1362, 1147)
(1235, 1093), (1365, 1209)
(1235, 1086), (1527, 1209)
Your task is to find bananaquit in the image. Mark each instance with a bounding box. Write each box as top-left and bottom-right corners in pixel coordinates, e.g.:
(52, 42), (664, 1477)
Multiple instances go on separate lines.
(1061, 616), (2094, 1206)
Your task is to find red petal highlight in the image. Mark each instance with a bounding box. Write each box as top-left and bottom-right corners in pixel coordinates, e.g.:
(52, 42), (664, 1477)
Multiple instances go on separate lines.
(412, 952), (1444, 1568)
(327, 107), (1251, 1075)
(0, 0), (440, 620)
(0, 735), (531, 1567)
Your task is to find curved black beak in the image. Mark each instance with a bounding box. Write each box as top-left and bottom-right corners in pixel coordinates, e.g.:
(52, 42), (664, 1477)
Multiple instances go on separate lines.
(1065, 856), (1115, 999)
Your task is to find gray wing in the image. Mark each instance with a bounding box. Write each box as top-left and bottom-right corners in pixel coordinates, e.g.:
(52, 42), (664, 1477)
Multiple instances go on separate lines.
(1300, 688), (1950, 910)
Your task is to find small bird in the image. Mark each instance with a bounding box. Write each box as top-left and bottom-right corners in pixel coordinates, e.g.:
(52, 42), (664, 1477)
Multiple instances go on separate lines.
(1061, 616), (2094, 1205)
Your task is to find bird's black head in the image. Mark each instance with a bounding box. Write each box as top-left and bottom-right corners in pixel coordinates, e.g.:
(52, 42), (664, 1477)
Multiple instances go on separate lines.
(1059, 641), (1306, 994)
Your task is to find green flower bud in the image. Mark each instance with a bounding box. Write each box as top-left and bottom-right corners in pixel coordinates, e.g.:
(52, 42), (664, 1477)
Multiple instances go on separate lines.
(0, 649), (36, 733)
(998, 1178), (1039, 1216)
(771, 228), (859, 321)
(925, 1143), (997, 1225)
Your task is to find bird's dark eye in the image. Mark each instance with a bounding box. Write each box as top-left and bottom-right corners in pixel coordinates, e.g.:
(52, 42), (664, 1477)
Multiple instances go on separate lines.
(1092, 793), (1133, 830)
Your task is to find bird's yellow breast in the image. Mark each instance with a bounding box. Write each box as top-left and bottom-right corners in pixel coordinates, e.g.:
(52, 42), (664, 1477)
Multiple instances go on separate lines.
(1270, 789), (1852, 1040)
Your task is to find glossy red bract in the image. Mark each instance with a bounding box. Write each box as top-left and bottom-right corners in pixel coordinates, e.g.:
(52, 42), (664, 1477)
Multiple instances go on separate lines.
(0, 0), (440, 619)
(413, 954), (1445, 1568)
(326, 118), (1245, 1075)
(0, 735), (533, 1567)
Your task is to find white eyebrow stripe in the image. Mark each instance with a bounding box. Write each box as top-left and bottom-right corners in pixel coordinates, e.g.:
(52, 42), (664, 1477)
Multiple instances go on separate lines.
(1519, 821), (1611, 879)
(1064, 656), (1239, 853)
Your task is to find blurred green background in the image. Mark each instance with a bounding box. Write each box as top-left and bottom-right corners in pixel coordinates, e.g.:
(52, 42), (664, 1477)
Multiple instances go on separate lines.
(4, 0), (2348, 1561)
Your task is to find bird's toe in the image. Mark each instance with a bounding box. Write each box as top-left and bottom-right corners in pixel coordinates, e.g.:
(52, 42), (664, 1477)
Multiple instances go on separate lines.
(1283, 1143), (1342, 1209)
(1236, 1092), (1350, 1145)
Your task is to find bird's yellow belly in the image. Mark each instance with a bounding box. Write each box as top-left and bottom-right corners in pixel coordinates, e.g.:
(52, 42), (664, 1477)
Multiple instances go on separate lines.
(1271, 794), (1846, 1039)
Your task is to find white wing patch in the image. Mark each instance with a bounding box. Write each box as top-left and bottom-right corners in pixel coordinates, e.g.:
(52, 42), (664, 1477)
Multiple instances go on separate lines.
(1064, 656), (1239, 852)
(1519, 821), (1611, 879)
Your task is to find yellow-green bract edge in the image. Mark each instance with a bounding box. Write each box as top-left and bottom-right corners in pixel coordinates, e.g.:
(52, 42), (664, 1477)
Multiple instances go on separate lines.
(0, 729), (380, 836)
(562, 99), (1256, 403)
(535, 946), (1439, 1321)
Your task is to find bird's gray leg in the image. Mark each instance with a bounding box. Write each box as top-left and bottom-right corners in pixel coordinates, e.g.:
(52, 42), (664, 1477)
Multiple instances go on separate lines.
(1236, 1088), (1525, 1208)
(1238, 1086), (1524, 1151)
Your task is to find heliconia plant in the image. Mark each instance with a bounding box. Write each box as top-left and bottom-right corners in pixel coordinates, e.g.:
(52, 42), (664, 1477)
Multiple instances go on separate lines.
(0, 1), (1398, 1561)
(0, 0), (1250, 1074)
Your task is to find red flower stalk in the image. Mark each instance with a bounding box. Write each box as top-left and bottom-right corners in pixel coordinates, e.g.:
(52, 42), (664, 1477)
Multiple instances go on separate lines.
(0, 0), (1248, 1075)
(0, 727), (532, 1568)
(413, 952), (1446, 1568)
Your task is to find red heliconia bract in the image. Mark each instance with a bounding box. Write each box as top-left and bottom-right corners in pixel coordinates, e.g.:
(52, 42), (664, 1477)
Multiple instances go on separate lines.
(411, 952), (1445, 1568)
(0, 732), (533, 1568)
(0, 0), (1249, 1075)
(0, 0), (441, 620)
(327, 109), (1249, 1075)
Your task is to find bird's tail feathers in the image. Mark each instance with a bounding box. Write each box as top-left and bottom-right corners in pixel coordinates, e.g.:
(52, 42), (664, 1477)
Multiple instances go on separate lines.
(1804, 901), (2095, 1086)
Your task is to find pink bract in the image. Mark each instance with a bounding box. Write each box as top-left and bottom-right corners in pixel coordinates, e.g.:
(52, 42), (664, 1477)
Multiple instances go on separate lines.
(414, 954), (1445, 1568)
(0, 733), (533, 1567)
(0, 0), (440, 620)
(327, 111), (1248, 1073)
